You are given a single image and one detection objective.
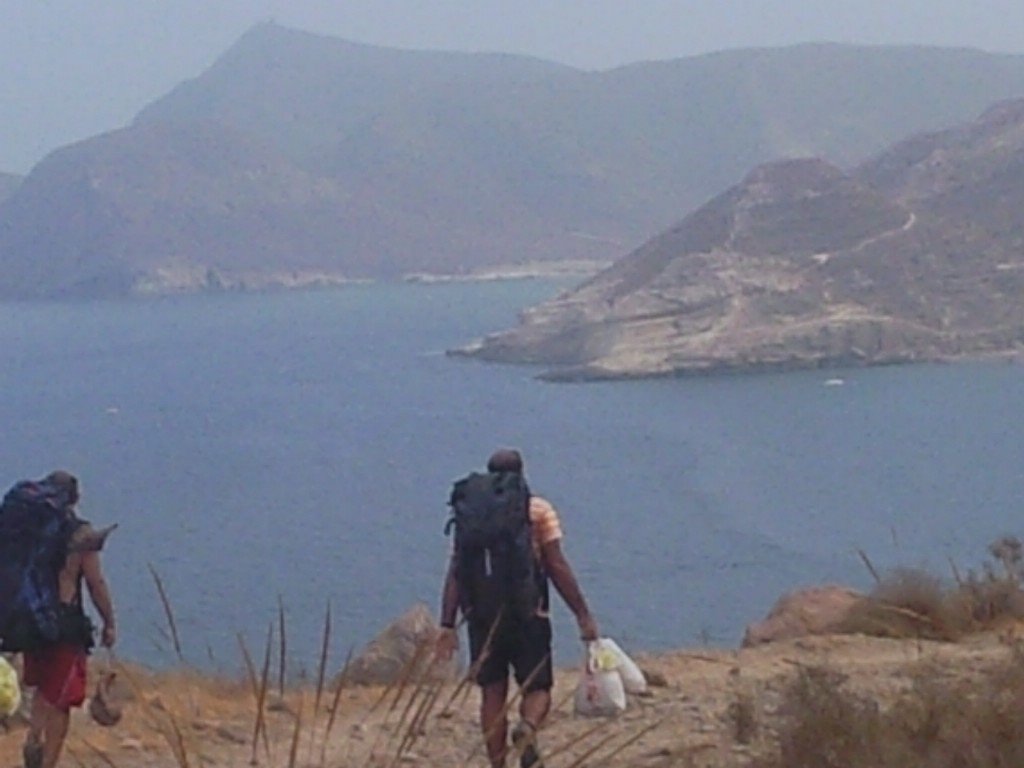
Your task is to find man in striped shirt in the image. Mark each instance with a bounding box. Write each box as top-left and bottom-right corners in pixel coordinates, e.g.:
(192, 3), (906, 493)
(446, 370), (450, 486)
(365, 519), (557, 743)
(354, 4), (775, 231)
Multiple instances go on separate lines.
(436, 449), (598, 768)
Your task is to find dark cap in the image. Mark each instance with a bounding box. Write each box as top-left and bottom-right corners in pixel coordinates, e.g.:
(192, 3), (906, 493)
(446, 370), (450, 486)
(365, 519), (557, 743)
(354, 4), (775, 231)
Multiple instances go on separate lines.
(486, 448), (523, 474)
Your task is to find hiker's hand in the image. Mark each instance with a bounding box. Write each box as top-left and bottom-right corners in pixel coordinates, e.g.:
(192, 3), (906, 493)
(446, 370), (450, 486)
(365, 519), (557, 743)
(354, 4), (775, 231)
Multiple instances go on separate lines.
(435, 627), (458, 661)
(101, 623), (117, 648)
(577, 613), (599, 642)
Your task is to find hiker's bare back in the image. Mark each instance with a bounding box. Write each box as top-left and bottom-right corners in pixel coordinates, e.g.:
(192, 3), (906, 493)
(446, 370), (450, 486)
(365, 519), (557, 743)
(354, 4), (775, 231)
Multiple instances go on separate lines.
(59, 527), (117, 648)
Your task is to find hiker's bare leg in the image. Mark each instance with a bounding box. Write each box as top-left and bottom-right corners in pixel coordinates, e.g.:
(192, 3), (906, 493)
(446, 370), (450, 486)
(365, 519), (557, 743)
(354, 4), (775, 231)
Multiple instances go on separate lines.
(26, 691), (43, 744)
(481, 678), (510, 767)
(42, 710), (69, 768)
(519, 687), (551, 730)
(29, 694), (69, 768)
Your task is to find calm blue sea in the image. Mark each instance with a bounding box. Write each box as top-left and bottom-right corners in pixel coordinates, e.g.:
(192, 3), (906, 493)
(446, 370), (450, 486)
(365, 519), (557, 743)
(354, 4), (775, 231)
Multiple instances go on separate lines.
(1, 280), (1022, 674)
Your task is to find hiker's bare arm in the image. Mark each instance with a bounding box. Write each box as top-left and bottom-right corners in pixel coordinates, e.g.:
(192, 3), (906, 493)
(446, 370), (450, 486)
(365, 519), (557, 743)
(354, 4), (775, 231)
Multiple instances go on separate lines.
(82, 551), (116, 647)
(435, 557), (460, 660)
(440, 556), (460, 628)
(542, 540), (598, 640)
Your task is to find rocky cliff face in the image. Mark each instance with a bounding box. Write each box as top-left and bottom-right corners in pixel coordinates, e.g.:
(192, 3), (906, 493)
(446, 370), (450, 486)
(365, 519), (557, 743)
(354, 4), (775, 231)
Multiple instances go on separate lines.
(0, 122), (368, 298)
(463, 102), (1024, 378)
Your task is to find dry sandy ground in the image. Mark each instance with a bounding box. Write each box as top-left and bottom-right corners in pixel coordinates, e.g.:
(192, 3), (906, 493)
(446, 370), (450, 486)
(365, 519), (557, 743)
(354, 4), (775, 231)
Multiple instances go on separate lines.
(0, 629), (1019, 768)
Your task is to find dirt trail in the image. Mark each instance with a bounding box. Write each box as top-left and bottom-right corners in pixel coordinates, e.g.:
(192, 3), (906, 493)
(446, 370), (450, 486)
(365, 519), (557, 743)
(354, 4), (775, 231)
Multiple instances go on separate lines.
(0, 630), (1017, 767)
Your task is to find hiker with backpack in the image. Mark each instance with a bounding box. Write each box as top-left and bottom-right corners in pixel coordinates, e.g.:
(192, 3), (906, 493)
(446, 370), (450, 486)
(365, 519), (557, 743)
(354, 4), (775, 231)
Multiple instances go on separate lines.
(435, 449), (598, 768)
(0, 471), (117, 768)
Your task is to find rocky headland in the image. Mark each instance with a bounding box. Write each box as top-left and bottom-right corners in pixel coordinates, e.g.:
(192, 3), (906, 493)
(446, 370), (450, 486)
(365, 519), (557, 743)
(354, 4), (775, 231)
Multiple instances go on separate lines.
(461, 101), (1024, 379)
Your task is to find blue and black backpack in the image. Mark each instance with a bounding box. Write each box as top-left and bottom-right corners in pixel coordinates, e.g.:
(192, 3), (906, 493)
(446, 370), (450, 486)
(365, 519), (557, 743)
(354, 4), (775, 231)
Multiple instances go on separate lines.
(0, 479), (81, 653)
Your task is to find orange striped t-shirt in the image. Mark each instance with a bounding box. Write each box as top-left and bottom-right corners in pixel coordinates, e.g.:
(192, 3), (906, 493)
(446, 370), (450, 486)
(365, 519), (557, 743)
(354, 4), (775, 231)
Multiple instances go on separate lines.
(529, 495), (562, 555)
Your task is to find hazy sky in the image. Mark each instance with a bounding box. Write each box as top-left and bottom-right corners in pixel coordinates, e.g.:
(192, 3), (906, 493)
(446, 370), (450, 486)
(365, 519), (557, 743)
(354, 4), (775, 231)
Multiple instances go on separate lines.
(3, 0), (1024, 174)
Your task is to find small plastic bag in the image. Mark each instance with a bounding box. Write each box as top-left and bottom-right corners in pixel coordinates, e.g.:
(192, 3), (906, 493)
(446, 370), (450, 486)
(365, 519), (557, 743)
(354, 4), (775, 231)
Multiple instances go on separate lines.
(573, 641), (626, 717)
(0, 656), (21, 719)
(595, 637), (647, 694)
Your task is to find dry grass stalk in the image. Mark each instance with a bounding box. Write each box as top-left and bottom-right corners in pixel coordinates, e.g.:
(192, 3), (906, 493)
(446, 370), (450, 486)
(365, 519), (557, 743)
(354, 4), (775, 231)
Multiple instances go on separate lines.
(561, 726), (626, 768)
(383, 653), (437, 762)
(240, 622), (275, 765)
(148, 563), (184, 662)
(313, 601), (331, 715)
(440, 612), (501, 717)
(388, 653), (450, 764)
(596, 717), (668, 765)
(305, 601), (332, 764)
(320, 646), (354, 766)
(352, 641), (432, 765)
(542, 718), (614, 763)
(277, 595), (287, 698)
(948, 556), (965, 587)
(237, 631), (272, 761)
(166, 708), (193, 768)
(366, 639), (426, 716)
(399, 677), (446, 757)
(857, 548), (881, 584)
(287, 692), (305, 768)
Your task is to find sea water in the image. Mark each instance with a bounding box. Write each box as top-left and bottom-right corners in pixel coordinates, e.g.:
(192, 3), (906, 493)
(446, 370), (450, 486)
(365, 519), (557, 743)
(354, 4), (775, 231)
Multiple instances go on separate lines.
(0, 280), (1021, 673)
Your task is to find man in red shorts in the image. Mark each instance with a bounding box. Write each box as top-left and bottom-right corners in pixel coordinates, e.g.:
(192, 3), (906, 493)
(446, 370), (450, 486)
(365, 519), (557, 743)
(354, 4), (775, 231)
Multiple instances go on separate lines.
(22, 471), (117, 768)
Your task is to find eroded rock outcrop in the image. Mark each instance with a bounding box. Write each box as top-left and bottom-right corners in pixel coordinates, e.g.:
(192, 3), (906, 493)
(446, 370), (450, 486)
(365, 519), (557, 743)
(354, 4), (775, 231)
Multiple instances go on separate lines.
(742, 585), (864, 647)
(462, 101), (1024, 378)
(342, 603), (458, 687)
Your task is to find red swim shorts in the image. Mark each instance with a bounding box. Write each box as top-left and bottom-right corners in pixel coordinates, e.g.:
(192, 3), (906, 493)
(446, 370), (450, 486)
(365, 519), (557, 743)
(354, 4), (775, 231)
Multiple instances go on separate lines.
(22, 644), (88, 711)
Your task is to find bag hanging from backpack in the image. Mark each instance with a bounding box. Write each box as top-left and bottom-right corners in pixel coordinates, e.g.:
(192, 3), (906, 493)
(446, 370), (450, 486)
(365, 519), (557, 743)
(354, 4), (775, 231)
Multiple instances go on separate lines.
(0, 656), (20, 719)
(446, 471), (545, 627)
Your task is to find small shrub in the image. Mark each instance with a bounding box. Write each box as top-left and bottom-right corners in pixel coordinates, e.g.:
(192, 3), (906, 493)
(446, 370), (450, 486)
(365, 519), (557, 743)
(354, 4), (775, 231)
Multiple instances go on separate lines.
(954, 569), (1024, 627)
(987, 535), (1023, 581)
(756, 648), (1024, 768)
(841, 536), (1024, 641)
(838, 568), (967, 640)
(755, 666), (889, 768)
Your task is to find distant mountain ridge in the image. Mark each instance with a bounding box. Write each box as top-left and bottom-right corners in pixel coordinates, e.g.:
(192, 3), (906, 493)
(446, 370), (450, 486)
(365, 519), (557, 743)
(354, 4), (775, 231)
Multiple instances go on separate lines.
(4, 25), (1024, 297)
(463, 100), (1024, 378)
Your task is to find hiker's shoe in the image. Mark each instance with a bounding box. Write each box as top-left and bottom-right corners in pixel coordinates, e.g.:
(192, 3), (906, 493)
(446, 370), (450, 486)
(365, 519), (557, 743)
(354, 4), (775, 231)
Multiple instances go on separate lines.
(510, 720), (544, 768)
(23, 737), (43, 768)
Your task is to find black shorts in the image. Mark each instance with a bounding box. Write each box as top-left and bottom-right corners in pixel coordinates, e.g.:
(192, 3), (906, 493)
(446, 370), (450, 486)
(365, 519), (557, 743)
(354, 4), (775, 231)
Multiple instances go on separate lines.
(467, 615), (553, 692)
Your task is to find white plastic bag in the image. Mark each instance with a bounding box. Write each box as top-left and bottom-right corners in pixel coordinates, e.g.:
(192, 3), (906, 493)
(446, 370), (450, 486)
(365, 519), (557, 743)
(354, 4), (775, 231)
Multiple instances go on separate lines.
(595, 637), (647, 694)
(0, 656), (21, 719)
(573, 641), (626, 717)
